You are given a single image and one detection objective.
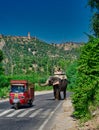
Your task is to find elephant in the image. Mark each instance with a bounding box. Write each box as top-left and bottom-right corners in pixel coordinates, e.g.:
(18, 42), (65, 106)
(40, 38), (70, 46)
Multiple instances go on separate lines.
(39, 76), (68, 100)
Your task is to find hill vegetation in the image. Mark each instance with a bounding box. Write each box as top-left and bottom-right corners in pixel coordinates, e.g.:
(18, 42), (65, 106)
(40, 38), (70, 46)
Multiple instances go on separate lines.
(0, 35), (82, 76)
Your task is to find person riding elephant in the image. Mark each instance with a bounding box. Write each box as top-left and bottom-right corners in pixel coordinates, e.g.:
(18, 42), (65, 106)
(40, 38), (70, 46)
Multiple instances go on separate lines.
(54, 67), (67, 81)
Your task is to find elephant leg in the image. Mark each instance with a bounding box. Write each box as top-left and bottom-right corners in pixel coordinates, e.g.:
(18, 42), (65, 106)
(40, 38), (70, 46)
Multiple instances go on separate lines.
(53, 86), (56, 99)
(63, 90), (66, 100)
(58, 89), (61, 100)
(59, 91), (61, 100)
(56, 88), (61, 100)
(56, 89), (59, 100)
(54, 91), (56, 99)
(53, 85), (61, 100)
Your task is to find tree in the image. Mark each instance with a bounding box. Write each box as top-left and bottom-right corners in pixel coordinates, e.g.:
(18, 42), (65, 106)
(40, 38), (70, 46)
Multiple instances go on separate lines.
(0, 50), (9, 97)
(66, 60), (78, 90)
(88, 0), (99, 37)
(72, 37), (99, 120)
(0, 50), (3, 74)
(0, 50), (3, 62)
(88, 0), (99, 9)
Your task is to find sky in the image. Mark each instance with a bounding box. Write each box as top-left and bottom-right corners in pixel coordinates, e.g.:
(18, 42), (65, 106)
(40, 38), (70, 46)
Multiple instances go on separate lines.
(0, 0), (92, 43)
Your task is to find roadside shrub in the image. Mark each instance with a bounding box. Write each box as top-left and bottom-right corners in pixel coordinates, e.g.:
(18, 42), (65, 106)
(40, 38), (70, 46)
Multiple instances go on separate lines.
(0, 75), (9, 88)
(72, 37), (99, 121)
(0, 75), (9, 98)
(66, 60), (78, 90)
(8, 73), (40, 83)
(0, 87), (9, 98)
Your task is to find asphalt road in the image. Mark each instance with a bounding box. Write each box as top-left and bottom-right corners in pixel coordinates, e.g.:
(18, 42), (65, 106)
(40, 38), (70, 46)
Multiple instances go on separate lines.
(0, 92), (70, 130)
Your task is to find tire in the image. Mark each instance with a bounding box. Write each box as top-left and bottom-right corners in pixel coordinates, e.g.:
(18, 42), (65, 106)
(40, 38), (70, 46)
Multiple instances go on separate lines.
(28, 100), (33, 107)
(14, 103), (19, 110)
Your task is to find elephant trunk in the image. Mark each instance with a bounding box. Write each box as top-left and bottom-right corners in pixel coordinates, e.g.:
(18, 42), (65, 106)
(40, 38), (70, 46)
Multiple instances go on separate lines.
(39, 80), (49, 87)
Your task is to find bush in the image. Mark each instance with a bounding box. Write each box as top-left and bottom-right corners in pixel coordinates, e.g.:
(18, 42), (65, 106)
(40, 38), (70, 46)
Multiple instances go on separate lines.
(0, 87), (9, 98)
(8, 73), (40, 83)
(0, 75), (9, 98)
(66, 60), (78, 90)
(72, 37), (99, 120)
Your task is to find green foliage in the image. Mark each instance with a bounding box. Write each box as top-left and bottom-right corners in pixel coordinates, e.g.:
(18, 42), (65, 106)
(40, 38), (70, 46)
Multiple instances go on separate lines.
(0, 87), (9, 98)
(66, 60), (78, 90)
(0, 50), (10, 98)
(72, 37), (99, 120)
(0, 75), (9, 98)
(88, 0), (99, 9)
(0, 75), (9, 88)
(88, 0), (99, 37)
(9, 73), (40, 83)
(0, 50), (3, 74)
(0, 50), (3, 62)
(92, 13), (99, 37)
(1, 36), (81, 76)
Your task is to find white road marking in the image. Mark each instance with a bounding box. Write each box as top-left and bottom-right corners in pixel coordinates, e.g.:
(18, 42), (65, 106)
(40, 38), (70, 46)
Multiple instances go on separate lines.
(17, 108), (35, 117)
(42, 109), (51, 116)
(39, 102), (63, 130)
(0, 109), (14, 117)
(6, 109), (24, 117)
(29, 108), (43, 118)
(39, 109), (51, 119)
(0, 108), (43, 118)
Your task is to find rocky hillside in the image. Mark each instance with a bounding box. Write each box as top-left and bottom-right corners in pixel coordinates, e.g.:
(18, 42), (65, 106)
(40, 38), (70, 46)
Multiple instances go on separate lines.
(0, 34), (83, 75)
(52, 42), (82, 51)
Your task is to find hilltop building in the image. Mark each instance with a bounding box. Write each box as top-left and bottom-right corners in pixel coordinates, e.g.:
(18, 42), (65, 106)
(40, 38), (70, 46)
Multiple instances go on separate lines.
(28, 32), (31, 39)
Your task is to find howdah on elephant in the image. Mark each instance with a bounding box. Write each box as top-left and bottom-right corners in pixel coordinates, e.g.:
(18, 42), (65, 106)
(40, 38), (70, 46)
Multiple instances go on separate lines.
(39, 76), (68, 100)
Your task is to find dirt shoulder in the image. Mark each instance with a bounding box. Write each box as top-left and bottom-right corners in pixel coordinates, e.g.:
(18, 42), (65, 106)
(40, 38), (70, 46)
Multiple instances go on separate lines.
(38, 91), (99, 130)
(50, 98), (77, 130)
(50, 98), (99, 130)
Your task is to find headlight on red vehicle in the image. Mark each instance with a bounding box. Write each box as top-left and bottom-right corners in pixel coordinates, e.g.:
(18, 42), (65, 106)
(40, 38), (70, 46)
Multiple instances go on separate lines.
(21, 96), (25, 99)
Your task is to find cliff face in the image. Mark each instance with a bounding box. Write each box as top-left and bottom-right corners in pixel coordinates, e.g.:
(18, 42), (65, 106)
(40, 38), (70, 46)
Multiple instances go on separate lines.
(51, 42), (83, 51)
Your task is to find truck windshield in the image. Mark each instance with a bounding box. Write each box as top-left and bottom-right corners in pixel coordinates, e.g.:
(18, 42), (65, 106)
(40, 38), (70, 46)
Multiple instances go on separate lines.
(11, 85), (25, 93)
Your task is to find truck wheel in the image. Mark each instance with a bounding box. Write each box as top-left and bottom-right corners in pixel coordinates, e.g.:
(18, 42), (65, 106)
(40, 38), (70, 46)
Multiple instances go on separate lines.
(28, 100), (33, 107)
(14, 103), (19, 110)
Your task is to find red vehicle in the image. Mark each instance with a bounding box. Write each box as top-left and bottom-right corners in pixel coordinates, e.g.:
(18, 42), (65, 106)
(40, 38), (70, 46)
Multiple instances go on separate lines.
(9, 80), (34, 109)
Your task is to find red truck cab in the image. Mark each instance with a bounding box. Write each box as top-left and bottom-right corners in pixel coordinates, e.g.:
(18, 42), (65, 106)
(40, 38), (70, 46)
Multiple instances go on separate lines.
(9, 80), (34, 109)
